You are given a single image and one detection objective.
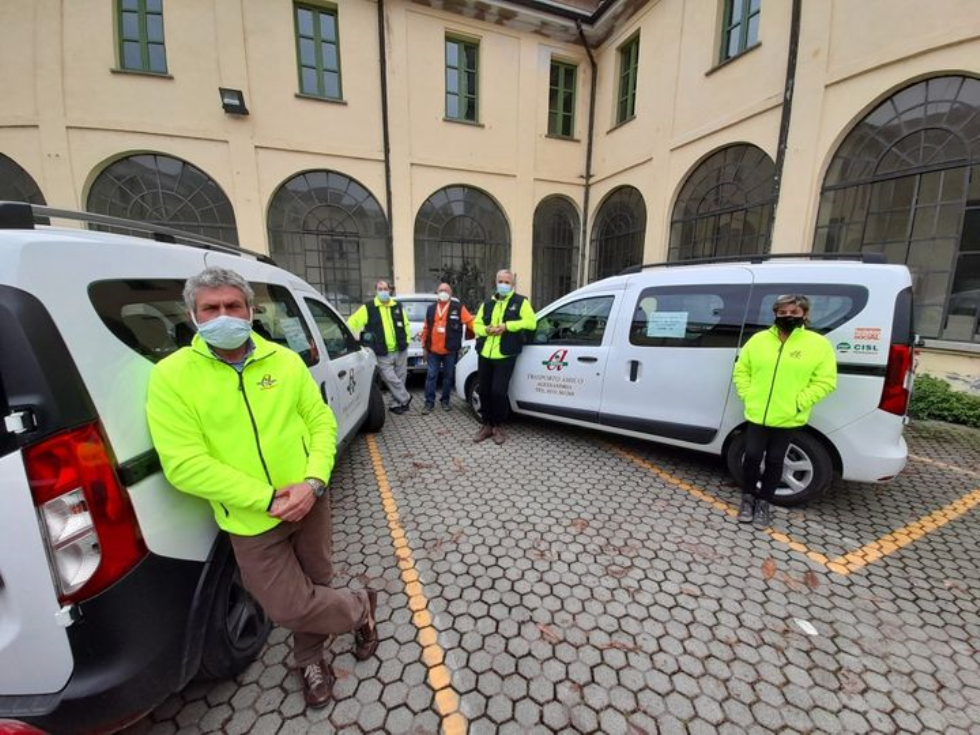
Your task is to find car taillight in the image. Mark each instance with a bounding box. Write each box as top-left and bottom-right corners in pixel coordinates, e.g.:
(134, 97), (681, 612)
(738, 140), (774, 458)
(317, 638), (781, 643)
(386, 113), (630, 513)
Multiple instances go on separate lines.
(24, 423), (147, 604)
(879, 343), (913, 416)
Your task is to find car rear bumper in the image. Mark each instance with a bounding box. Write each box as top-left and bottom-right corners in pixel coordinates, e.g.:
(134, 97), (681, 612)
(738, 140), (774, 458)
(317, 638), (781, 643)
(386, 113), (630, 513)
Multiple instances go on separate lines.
(828, 410), (908, 483)
(2, 553), (206, 734)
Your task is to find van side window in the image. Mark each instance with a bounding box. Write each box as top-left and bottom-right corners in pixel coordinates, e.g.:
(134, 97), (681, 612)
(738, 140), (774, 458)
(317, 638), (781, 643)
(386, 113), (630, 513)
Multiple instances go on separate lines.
(305, 298), (359, 360)
(89, 280), (319, 366)
(629, 286), (747, 348)
(533, 296), (614, 346)
(745, 284), (869, 341)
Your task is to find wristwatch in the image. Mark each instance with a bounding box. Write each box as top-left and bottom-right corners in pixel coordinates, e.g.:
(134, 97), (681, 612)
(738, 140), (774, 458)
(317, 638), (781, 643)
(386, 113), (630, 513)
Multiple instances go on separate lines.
(305, 477), (327, 499)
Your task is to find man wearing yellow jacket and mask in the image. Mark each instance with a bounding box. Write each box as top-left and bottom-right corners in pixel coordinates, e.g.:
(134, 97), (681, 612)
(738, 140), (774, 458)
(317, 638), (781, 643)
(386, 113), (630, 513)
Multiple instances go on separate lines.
(733, 294), (837, 527)
(147, 267), (377, 710)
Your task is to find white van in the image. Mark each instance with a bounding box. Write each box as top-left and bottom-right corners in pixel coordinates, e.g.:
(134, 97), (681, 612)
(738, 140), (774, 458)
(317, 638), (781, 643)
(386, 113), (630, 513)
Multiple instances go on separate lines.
(456, 256), (915, 505)
(0, 202), (385, 732)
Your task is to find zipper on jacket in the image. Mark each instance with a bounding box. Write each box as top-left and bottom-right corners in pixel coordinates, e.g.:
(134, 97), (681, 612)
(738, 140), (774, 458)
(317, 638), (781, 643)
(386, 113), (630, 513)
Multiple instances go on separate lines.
(761, 333), (787, 426)
(238, 371), (274, 485)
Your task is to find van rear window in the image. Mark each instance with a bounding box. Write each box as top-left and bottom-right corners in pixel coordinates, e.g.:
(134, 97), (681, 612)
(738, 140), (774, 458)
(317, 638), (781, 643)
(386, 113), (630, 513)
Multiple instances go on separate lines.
(88, 279), (318, 365)
(744, 284), (869, 341)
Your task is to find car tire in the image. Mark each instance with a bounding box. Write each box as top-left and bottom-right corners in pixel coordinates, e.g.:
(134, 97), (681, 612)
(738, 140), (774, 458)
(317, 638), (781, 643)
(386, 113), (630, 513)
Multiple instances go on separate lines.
(725, 429), (833, 507)
(198, 560), (271, 680)
(465, 374), (482, 421)
(363, 381), (386, 433)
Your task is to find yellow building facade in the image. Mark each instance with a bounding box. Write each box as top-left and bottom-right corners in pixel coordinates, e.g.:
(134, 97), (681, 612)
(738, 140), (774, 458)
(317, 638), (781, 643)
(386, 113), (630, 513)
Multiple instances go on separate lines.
(1, 0), (979, 389)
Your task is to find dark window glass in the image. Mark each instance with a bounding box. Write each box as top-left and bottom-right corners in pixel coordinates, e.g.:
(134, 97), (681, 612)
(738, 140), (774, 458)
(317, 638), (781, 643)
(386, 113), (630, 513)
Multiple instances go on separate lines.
(721, 0), (761, 62)
(533, 296), (613, 346)
(0, 153), (47, 206)
(294, 3), (342, 99)
(629, 285), (748, 348)
(814, 75), (980, 342)
(743, 284), (870, 343)
(305, 298), (358, 360)
(616, 37), (639, 124)
(88, 280), (317, 366)
(548, 60), (576, 138)
(267, 171), (391, 318)
(532, 196), (580, 306)
(446, 37), (479, 122)
(117, 0), (167, 73)
(86, 154), (238, 244)
(669, 144), (775, 261)
(414, 186), (510, 310)
(590, 186), (646, 281)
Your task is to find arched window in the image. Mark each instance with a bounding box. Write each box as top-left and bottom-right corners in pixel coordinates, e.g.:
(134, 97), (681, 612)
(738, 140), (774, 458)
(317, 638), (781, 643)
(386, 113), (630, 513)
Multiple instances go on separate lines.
(267, 171), (390, 317)
(669, 144), (775, 261)
(87, 154), (238, 244)
(814, 75), (980, 342)
(414, 186), (511, 309)
(532, 196), (580, 306)
(0, 154), (46, 206)
(590, 186), (645, 281)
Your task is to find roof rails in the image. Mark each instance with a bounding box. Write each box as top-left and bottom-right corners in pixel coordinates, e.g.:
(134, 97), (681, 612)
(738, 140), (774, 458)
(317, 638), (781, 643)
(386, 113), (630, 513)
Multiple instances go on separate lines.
(620, 251), (887, 275)
(0, 201), (277, 265)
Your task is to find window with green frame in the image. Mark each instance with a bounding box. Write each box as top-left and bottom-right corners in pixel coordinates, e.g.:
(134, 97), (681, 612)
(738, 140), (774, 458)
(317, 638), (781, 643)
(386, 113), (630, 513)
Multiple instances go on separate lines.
(294, 3), (342, 100)
(445, 37), (478, 122)
(721, 0), (760, 61)
(548, 60), (577, 138)
(616, 36), (639, 125)
(117, 0), (167, 74)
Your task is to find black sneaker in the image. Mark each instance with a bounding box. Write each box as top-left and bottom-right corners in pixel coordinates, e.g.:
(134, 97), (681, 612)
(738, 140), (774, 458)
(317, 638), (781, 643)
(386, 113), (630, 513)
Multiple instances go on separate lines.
(421, 403), (434, 415)
(389, 403), (408, 415)
(737, 495), (755, 524)
(441, 400), (451, 411)
(753, 499), (772, 527)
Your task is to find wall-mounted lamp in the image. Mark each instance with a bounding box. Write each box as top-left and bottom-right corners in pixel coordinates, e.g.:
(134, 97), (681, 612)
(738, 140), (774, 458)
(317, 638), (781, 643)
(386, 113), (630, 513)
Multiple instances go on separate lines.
(219, 87), (249, 115)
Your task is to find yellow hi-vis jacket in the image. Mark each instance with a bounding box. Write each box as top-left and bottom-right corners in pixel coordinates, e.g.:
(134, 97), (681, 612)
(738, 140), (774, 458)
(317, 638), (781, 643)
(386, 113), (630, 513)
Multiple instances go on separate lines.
(147, 333), (337, 536)
(733, 325), (838, 428)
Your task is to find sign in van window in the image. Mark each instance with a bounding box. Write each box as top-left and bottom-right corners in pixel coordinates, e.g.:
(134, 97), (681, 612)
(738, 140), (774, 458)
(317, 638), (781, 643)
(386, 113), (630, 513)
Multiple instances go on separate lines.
(630, 285), (747, 348)
(646, 312), (688, 338)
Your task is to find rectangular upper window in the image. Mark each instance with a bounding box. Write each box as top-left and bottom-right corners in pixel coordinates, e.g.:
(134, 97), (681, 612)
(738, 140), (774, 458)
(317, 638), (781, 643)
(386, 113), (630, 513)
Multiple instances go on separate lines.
(295, 3), (343, 100)
(616, 35), (639, 125)
(721, 0), (761, 62)
(446, 36), (479, 122)
(548, 60), (577, 138)
(117, 0), (167, 74)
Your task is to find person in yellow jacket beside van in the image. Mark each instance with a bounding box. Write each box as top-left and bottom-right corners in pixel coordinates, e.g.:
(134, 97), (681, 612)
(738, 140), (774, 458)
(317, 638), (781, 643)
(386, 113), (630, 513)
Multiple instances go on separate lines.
(147, 267), (377, 710)
(732, 294), (837, 527)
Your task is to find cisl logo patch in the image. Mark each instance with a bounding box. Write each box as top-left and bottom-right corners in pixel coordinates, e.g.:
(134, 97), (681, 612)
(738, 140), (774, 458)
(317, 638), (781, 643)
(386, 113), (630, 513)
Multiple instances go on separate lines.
(542, 349), (569, 371)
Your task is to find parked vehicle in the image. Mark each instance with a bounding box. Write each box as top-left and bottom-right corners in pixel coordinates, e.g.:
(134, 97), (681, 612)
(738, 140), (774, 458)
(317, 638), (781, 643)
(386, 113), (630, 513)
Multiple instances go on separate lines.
(0, 202), (385, 733)
(457, 254), (915, 506)
(395, 293), (474, 373)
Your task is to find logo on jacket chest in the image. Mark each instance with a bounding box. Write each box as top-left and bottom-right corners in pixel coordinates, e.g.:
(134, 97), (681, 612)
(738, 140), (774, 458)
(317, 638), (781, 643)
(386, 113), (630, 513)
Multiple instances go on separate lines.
(788, 350), (804, 360)
(257, 373), (278, 390)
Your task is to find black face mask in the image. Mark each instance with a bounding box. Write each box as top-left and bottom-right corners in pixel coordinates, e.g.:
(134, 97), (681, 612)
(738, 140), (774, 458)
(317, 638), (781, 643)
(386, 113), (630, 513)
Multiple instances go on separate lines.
(775, 315), (804, 332)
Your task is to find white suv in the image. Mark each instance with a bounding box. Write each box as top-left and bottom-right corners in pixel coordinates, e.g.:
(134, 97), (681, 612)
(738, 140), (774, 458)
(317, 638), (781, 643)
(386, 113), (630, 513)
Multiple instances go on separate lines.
(0, 202), (385, 732)
(457, 256), (915, 505)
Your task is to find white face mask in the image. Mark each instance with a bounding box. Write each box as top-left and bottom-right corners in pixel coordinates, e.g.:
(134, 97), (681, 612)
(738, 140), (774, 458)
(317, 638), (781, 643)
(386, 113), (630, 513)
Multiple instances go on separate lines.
(437, 291), (451, 302)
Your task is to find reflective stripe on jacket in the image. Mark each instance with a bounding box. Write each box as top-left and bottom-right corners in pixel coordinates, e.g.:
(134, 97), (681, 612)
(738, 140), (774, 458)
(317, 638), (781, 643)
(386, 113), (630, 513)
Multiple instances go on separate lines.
(733, 326), (838, 428)
(146, 332), (337, 536)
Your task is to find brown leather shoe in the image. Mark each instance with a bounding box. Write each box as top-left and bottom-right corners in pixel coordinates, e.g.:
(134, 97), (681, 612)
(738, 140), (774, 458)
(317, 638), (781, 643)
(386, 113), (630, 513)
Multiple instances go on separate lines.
(353, 588), (379, 661)
(473, 424), (494, 443)
(492, 427), (506, 445)
(301, 659), (335, 709)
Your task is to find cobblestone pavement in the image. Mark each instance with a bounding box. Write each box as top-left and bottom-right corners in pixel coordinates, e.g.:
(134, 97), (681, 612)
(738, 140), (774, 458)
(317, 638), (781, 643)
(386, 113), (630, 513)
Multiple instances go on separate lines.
(125, 391), (980, 734)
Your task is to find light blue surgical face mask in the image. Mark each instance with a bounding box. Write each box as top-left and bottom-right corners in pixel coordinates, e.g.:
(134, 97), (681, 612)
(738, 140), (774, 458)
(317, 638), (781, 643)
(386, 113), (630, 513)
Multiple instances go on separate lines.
(496, 283), (512, 297)
(377, 290), (391, 303)
(194, 314), (252, 350)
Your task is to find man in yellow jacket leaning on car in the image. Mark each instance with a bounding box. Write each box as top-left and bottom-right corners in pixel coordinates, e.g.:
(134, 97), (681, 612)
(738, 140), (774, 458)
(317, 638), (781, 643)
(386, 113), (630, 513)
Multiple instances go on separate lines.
(733, 294), (837, 527)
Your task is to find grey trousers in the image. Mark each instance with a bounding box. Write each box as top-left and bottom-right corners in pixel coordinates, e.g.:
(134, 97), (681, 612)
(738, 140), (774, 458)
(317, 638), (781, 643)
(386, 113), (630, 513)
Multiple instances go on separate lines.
(230, 495), (369, 667)
(377, 350), (411, 406)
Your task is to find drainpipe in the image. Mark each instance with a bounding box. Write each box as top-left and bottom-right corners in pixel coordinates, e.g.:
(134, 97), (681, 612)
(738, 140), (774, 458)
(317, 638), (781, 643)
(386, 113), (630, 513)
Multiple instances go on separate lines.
(377, 0), (394, 259)
(577, 19), (597, 287)
(767, 0), (802, 251)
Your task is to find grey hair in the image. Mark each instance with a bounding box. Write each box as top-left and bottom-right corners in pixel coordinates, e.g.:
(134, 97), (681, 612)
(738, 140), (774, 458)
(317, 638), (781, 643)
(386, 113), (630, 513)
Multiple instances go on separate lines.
(772, 294), (810, 314)
(495, 269), (515, 283)
(183, 267), (255, 313)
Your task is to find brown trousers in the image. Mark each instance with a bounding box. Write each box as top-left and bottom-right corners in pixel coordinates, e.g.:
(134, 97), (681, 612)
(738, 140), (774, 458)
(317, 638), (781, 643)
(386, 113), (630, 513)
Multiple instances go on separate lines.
(230, 494), (367, 667)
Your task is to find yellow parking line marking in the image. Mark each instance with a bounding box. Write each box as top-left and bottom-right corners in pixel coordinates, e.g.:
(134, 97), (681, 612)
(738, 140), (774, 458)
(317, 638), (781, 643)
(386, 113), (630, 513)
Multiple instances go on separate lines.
(828, 486), (980, 575)
(909, 453), (980, 479)
(610, 445), (833, 570)
(366, 435), (467, 735)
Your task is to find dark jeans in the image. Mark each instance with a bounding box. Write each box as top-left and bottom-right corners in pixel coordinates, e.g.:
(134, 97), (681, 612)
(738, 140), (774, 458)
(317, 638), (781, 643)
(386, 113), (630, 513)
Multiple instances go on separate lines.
(424, 351), (457, 405)
(741, 422), (795, 502)
(478, 355), (517, 426)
